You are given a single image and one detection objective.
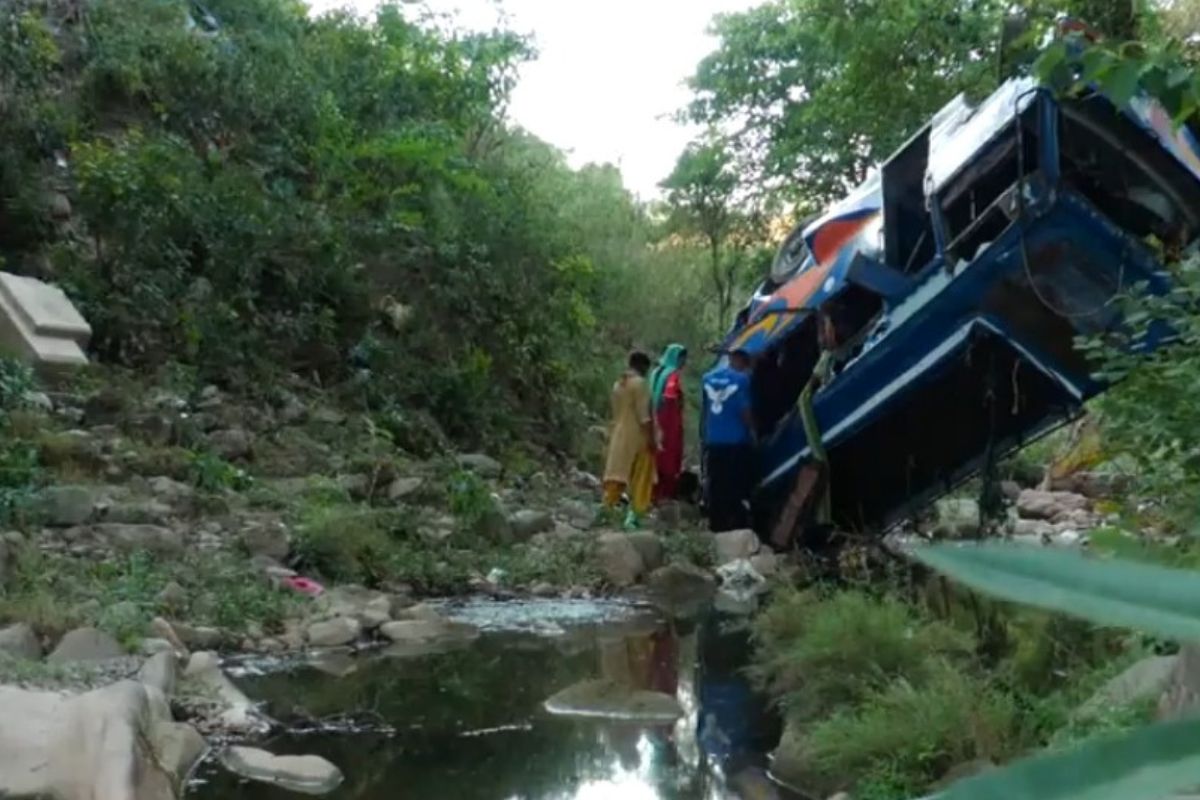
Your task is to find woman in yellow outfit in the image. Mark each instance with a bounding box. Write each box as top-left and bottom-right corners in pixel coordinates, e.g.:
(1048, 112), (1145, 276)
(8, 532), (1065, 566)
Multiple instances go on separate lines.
(603, 351), (657, 529)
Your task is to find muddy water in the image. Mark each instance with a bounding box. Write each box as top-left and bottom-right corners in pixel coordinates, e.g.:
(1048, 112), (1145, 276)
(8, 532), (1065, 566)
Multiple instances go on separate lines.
(188, 598), (796, 799)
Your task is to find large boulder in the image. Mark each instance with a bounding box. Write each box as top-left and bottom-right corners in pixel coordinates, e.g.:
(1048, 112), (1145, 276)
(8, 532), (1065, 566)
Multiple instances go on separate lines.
(625, 532), (664, 572)
(713, 529), (759, 565)
(139, 651), (179, 696)
(544, 679), (683, 724)
(94, 523), (184, 557)
(48, 627), (123, 663)
(1016, 489), (1090, 522)
(0, 680), (201, 800)
(1159, 643), (1200, 721)
(932, 498), (980, 538)
(181, 651), (269, 735)
(509, 509), (554, 541)
(1078, 655), (1177, 721)
(457, 453), (502, 478)
(647, 562), (716, 596)
(317, 586), (393, 630)
(379, 618), (479, 658)
(36, 485), (98, 527)
(220, 746), (344, 795)
(239, 514), (291, 561)
(595, 533), (646, 587)
(0, 622), (41, 660)
(306, 617), (362, 648)
(207, 428), (253, 461)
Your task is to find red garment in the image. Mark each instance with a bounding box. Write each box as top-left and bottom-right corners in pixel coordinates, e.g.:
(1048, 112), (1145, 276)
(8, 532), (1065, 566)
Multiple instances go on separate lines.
(654, 371), (684, 501)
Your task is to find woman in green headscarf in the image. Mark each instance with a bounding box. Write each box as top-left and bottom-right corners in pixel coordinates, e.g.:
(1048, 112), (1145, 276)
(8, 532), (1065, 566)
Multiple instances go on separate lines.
(650, 344), (688, 502)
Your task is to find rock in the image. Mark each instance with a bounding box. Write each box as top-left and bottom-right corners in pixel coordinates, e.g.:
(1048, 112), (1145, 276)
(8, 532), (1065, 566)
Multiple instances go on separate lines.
(933, 498), (980, 538)
(530, 581), (556, 597)
(139, 638), (176, 657)
(1160, 643), (1200, 721)
(1078, 655), (1177, 722)
(83, 388), (126, 426)
(154, 721), (208, 786)
(544, 678), (683, 723)
(182, 651), (269, 734)
(35, 485), (97, 527)
(510, 509), (554, 540)
(596, 532), (646, 587)
(220, 746), (344, 795)
(148, 475), (194, 504)
(713, 529), (760, 565)
(0, 680), (197, 800)
(93, 523), (184, 557)
(102, 500), (173, 525)
(156, 581), (187, 612)
(625, 531), (664, 571)
(1016, 489), (1090, 522)
(749, 550), (780, 577)
(208, 428), (253, 461)
(648, 562), (716, 596)
(171, 622), (224, 650)
(559, 499), (596, 530)
(395, 602), (444, 623)
(47, 627), (123, 663)
(379, 619), (479, 647)
(310, 407), (346, 426)
(139, 650), (178, 696)
(306, 617), (362, 648)
(240, 515), (291, 561)
(47, 190), (72, 221)
(317, 585), (394, 630)
(1012, 518), (1056, 539)
(0, 622), (41, 660)
(999, 479), (1022, 500)
(150, 617), (190, 657)
(387, 476), (424, 501)
(457, 452), (502, 478)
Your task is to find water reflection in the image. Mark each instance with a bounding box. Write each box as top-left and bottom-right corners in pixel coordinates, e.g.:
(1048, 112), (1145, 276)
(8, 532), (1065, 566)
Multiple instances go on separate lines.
(189, 600), (794, 800)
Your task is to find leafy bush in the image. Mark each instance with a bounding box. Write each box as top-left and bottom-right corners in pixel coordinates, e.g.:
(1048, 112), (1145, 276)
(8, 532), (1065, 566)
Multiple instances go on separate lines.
(292, 502), (410, 585)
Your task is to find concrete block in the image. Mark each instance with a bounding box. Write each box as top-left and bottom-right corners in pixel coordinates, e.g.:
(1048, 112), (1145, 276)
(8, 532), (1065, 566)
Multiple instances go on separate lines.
(0, 272), (90, 368)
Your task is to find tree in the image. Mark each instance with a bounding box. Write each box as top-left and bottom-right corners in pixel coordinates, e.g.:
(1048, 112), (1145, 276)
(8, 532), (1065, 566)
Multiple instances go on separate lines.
(661, 135), (764, 329)
(686, 0), (1005, 206)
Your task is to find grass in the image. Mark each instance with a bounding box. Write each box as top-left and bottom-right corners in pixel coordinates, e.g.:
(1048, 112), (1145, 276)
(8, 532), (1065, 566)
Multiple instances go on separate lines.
(661, 527), (716, 568)
(753, 582), (1151, 799)
(0, 546), (300, 646)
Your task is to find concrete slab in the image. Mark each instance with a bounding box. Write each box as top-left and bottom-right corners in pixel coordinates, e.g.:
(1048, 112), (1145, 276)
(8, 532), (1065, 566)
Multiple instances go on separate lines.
(0, 272), (90, 368)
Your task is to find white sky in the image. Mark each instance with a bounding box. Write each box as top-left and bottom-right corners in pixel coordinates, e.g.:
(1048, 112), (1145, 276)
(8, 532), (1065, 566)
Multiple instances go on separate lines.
(306, 0), (759, 199)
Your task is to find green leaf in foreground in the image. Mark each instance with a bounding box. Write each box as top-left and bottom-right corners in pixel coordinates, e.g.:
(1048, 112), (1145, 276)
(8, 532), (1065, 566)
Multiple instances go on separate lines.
(940, 716), (1200, 800)
(912, 542), (1200, 641)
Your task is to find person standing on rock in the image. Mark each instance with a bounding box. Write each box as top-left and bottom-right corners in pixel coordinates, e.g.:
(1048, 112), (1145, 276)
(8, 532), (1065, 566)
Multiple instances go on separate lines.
(650, 344), (688, 503)
(603, 350), (657, 529)
(701, 349), (756, 531)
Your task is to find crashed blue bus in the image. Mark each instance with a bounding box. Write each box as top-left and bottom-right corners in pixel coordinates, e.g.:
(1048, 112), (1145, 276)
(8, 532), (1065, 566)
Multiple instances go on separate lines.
(706, 19), (1200, 547)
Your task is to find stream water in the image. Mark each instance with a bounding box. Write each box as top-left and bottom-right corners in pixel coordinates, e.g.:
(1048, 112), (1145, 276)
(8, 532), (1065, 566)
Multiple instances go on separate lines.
(187, 596), (799, 799)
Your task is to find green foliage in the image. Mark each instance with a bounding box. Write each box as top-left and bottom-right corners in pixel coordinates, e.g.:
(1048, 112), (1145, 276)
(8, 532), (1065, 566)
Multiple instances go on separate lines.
(687, 0), (1003, 206)
(914, 542), (1200, 642)
(0, 0), (728, 454)
(751, 587), (973, 719)
(914, 539), (1200, 800)
(806, 661), (1021, 798)
(0, 546), (297, 641)
(188, 450), (252, 491)
(941, 715), (1200, 800)
(292, 502), (409, 585)
(446, 469), (492, 526)
(661, 527), (716, 568)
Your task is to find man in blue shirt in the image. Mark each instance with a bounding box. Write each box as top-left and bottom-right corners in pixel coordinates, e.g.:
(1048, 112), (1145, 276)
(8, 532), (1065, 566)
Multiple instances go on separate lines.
(701, 349), (756, 532)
